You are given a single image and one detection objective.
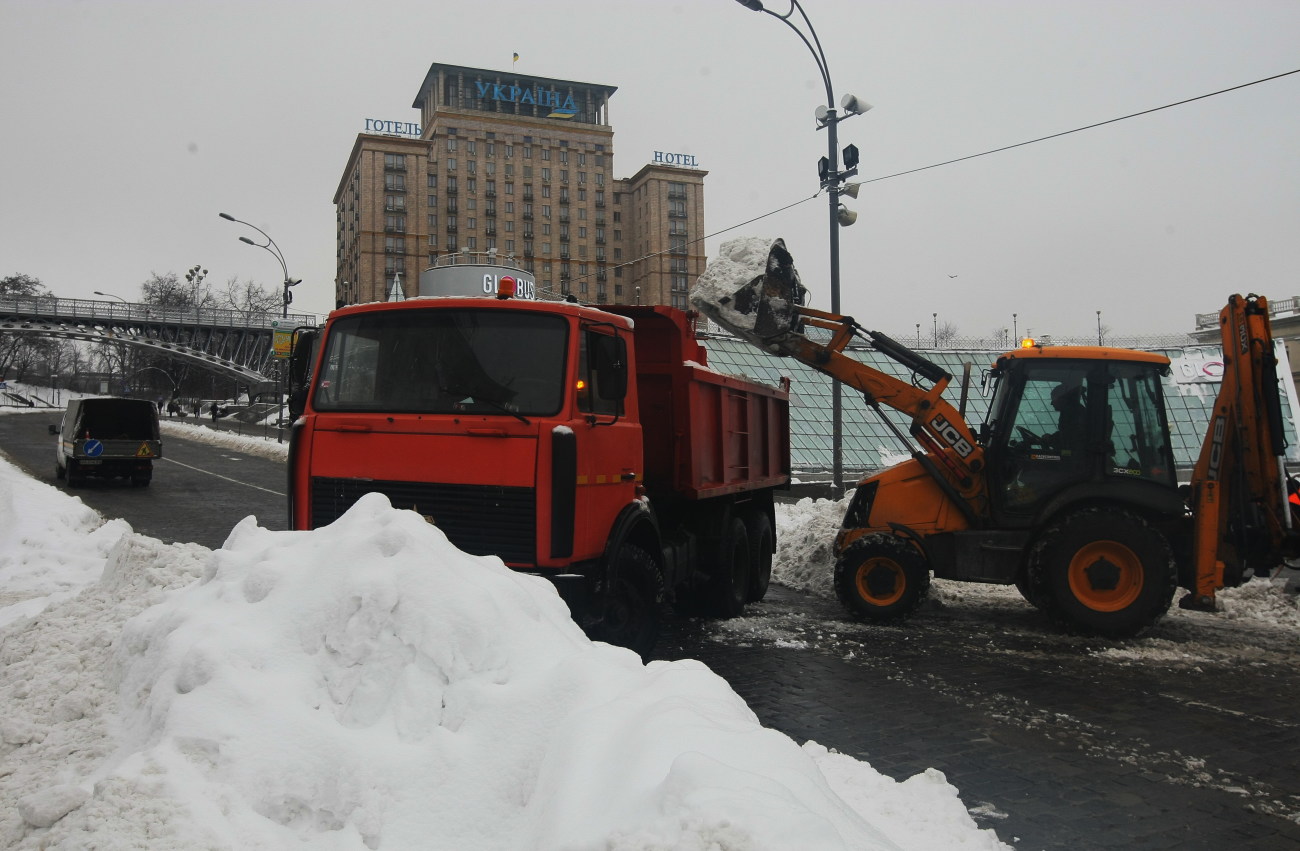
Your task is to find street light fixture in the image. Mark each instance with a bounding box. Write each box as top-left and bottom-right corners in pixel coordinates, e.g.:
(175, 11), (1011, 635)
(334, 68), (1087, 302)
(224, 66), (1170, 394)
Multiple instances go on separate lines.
(219, 212), (300, 318)
(734, 0), (871, 495)
(93, 290), (128, 305)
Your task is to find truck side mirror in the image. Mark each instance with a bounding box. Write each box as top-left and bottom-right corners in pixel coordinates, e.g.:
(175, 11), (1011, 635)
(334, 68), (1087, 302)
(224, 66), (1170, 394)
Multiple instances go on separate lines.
(289, 328), (319, 389)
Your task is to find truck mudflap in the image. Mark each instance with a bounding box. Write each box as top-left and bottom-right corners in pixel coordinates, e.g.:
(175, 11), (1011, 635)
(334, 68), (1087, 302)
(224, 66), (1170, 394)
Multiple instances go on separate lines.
(690, 237), (808, 354)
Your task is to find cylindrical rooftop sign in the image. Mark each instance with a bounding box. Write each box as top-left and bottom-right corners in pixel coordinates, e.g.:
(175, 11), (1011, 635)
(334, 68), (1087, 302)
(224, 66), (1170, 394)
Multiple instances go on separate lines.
(419, 263), (538, 300)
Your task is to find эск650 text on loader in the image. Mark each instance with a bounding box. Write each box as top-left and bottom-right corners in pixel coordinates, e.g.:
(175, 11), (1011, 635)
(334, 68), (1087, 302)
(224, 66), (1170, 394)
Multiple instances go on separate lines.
(692, 237), (1299, 637)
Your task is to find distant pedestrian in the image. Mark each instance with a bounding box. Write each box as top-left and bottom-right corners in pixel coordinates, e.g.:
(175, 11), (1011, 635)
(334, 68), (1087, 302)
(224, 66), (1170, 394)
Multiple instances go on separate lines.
(167, 399), (180, 418)
(191, 400), (200, 418)
(210, 402), (219, 423)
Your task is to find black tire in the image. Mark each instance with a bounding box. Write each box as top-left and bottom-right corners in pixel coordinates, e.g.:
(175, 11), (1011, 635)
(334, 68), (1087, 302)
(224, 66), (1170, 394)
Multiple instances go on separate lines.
(132, 475), (151, 488)
(589, 543), (663, 659)
(708, 516), (751, 618)
(66, 459), (83, 488)
(1027, 506), (1175, 638)
(833, 533), (931, 622)
(744, 509), (774, 603)
(55, 462), (65, 480)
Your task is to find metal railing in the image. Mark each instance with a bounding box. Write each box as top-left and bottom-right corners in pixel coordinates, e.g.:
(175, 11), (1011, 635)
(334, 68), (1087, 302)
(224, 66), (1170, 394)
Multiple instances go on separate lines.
(0, 294), (317, 331)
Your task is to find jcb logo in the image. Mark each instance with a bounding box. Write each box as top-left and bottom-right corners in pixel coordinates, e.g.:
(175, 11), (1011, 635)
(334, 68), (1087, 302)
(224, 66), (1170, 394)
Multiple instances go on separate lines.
(931, 414), (974, 458)
(1206, 415), (1226, 481)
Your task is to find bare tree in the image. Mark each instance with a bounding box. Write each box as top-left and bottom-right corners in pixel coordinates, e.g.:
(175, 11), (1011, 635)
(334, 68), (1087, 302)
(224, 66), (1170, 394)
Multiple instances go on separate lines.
(218, 275), (280, 316)
(936, 321), (960, 348)
(0, 274), (50, 379)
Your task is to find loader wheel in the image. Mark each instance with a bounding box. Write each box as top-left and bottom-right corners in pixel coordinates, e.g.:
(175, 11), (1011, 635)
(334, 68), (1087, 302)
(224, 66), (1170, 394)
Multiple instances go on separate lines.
(834, 533), (930, 622)
(1028, 507), (1175, 638)
(589, 543), (663, 660)
(707, 516), (751, 619)
(744, 509), (774, 603)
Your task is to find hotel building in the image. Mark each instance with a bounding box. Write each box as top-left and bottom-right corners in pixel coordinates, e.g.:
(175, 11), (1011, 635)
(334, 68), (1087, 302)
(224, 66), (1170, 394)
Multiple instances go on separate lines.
(334, 63), (707, 308)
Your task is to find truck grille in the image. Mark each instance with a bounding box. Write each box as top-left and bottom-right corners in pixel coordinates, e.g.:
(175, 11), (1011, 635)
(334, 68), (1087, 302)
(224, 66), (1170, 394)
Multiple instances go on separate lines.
(310, 477), (537, 564)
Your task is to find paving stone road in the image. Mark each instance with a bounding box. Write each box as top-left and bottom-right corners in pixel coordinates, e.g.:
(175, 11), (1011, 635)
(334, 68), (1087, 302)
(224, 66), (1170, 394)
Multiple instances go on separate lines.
(654, 584), (1300, 850)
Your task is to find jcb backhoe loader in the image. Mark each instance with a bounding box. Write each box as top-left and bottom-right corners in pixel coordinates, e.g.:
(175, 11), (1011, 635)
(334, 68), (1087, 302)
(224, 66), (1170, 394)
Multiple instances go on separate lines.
(692, 238), (1299, 637)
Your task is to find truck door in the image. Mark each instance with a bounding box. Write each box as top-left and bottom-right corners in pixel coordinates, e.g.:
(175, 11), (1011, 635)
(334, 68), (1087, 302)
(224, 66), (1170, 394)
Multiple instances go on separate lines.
(556, 324), (641, 562)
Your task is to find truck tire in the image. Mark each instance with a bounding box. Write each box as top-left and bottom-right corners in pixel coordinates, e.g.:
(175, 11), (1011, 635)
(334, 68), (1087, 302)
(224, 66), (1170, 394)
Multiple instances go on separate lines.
(708, 516), (751, 618)
(744, 509), (774, 603)
(590, 543), (663, 660)
(66, 459), (84, 488)
(1027, 506), (1175, 638)
(834, 533), (930, 622)
(55, 462), (65, 480)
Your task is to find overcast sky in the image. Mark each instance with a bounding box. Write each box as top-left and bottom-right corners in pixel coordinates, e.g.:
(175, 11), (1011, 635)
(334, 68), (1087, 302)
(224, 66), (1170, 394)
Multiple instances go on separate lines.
(2, 0), (1297, 339)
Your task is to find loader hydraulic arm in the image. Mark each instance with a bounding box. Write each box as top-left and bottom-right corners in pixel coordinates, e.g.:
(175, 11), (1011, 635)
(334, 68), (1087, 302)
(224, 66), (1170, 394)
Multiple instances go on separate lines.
(785, 306), (988, 512)
(691, 237), (987, 520)
(1184, 293), (1300, 609)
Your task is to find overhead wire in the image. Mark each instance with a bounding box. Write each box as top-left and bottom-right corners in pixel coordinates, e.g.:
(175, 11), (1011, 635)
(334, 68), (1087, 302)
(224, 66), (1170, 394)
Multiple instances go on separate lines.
(555, 67), (1299, 296)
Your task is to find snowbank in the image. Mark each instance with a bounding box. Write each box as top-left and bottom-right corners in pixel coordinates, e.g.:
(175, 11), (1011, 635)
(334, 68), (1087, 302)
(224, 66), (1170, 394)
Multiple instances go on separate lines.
(0, 455), (1007, 849)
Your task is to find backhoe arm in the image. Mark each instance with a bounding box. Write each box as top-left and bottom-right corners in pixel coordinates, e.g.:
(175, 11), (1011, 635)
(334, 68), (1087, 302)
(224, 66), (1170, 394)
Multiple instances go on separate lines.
(1184, 293), (1299, 608)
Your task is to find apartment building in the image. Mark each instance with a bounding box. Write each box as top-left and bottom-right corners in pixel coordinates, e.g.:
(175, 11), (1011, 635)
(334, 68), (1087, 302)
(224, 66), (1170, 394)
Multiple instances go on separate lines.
(333, 63), (707, 308)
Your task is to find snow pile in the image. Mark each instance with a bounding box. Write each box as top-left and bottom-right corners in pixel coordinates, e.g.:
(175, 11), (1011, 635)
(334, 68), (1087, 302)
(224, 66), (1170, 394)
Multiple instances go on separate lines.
(773, 493), (854, 595)
(0, 455), (1008, 850)
(159, 420), (290, 462)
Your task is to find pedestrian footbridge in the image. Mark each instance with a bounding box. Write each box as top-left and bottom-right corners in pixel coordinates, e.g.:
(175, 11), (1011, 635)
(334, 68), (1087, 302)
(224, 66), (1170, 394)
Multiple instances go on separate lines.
(0, 294), (318, 392)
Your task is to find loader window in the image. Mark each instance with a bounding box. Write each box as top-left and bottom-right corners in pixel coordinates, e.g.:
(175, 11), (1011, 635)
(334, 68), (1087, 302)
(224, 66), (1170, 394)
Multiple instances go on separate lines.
(313, 308), (568, 416)
(994, 363), (1095, 513)
(1105, 363), (1175, 486)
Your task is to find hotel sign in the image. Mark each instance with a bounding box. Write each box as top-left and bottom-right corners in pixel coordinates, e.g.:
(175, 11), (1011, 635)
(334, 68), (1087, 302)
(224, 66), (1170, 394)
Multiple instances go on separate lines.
(474, 81), (577, 119)
(365, 119), (421, 136)
(653, 151), (700, 168)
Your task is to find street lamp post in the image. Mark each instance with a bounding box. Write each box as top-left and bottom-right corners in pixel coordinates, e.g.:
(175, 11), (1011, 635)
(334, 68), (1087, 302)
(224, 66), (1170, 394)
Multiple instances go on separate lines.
(933, 313), (938, 347)
(1096, 310), (1103, 345)
(219, 212), (300, 318)
(735, 0), (870, 495)
(93, 290), (128, 305)
(220, 212), (300, 436)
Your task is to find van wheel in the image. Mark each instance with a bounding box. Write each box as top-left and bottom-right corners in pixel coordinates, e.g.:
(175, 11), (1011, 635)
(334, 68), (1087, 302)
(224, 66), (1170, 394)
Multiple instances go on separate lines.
(744, 509), (774, 602)
(708, 516), (751, 618)
(66, 459), (84, 487)
(132, 475), (152, 488)
(55, 462), (65, 480)
(1028, 507), (1175, 637)
(834, 533), (931, 622)
(589, 544), (662, 660)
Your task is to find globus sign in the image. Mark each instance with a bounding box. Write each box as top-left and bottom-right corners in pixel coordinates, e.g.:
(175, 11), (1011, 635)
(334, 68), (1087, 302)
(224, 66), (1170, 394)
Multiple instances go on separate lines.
(483, 273), (536, 300)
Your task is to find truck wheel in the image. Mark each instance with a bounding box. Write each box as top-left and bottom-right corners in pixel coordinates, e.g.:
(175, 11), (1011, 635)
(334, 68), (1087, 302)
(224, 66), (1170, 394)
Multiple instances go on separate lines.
(55, 462), (65, 480)
(66, 459), (83, 488)
(590, 544), (663, 660)
(833, 533), (930, 622)
(132, 474), (152, 488)
(744, 509), (774, 602)
(708, 516), (751, 618)
(1028, 507), (1175, 638)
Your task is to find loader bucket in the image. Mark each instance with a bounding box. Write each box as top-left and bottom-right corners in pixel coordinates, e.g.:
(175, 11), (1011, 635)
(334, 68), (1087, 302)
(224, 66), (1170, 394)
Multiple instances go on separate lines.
(690, 237), (808, 355)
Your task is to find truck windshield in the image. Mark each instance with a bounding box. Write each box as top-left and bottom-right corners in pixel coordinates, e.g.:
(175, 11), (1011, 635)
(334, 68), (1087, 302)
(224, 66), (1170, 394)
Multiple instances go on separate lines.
(312, 308), (569, 416)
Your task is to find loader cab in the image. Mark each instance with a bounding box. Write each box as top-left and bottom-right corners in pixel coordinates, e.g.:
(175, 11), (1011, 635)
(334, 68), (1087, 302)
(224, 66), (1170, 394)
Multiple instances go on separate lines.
(982, 347), (1177, 526)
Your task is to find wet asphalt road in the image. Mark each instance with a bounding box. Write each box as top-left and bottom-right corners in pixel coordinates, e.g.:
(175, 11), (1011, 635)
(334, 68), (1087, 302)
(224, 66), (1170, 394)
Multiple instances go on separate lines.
(3, 408), (1299, 849)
